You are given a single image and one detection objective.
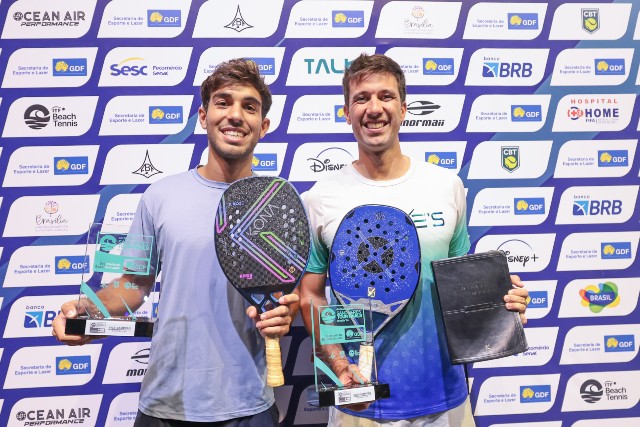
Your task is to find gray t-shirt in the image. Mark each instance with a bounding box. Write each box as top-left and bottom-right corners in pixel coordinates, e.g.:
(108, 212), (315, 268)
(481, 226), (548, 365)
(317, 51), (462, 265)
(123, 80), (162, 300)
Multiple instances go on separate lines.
(131, 168), (274, 422)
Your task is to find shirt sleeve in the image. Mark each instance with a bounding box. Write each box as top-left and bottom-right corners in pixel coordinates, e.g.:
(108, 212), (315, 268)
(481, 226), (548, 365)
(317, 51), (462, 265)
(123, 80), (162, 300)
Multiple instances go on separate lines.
(448, 176), (471, 257)
(302, 184), (330, 274)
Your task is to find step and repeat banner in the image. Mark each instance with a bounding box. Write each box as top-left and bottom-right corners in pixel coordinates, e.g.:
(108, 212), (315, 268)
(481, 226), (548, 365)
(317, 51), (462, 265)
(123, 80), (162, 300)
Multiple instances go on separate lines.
(0, 0), (639, 426)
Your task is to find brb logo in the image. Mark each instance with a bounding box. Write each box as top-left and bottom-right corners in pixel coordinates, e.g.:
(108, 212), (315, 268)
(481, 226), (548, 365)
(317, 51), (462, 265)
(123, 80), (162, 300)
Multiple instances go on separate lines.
(601, 242), (632, 259)
(520, 385), (552, 403)
(573, 199), (623, 216)
(483, 61), (533, 78)
(423, 58), (454, 75)
(24, 310), (58, 328)
(514, 198), (545, 215)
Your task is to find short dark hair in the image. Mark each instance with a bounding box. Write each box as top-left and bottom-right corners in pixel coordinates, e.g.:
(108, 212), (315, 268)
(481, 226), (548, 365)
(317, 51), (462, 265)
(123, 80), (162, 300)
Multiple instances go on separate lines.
(342, 53), (406, 105)
(200, 58), (272, 118)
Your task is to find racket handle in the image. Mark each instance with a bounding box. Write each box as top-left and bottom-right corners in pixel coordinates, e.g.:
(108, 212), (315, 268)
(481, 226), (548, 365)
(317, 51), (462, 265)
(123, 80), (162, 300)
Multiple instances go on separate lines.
(358, 343), (374, 382)
(265, 336), (284, 387)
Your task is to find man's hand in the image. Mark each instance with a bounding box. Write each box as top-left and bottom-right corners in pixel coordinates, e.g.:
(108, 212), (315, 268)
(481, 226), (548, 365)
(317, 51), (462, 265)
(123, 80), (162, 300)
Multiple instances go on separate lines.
(51, 300), (104, 345)
(333, 362), (371, 412)
(247, 293), (299, 338)
(504, 274), (528, 325)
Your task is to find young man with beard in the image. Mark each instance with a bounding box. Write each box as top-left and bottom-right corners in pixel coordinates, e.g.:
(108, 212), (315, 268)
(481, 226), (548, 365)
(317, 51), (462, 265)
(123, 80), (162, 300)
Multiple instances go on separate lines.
(52, 59), (297, 427)
(299, 53), (529, 427)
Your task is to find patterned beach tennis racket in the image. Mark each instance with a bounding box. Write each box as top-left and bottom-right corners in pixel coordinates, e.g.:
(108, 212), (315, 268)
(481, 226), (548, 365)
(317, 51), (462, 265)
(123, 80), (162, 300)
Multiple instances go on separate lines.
(329, 205), (421, 380)
(215, 176), (310, 387)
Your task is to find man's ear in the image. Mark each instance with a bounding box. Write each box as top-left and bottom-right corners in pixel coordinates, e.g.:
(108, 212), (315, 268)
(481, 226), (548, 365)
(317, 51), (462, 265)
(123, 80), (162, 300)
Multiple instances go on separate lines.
(344, 105), (351, 125)
(198, 105), (207, 129)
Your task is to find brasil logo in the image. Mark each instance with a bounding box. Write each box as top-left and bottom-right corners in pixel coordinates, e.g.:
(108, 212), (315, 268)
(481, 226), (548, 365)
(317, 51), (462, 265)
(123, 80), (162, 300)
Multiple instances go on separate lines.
(579, 281), (620, 313)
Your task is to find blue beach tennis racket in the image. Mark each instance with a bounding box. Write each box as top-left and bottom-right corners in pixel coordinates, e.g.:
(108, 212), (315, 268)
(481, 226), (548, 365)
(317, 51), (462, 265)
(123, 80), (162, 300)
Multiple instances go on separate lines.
(329, 205), (421, 380)
(215, 176), (311, 387)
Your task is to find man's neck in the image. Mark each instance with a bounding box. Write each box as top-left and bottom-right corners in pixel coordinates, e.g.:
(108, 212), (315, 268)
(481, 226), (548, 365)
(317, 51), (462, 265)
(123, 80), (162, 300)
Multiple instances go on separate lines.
(353, 147), (410, 181)
(197, 151), (253, 183)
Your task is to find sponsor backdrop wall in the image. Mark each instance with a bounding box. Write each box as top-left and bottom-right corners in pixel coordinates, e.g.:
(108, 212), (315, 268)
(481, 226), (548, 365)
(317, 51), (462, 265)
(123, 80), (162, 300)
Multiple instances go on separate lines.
(0, 0), (638, 426)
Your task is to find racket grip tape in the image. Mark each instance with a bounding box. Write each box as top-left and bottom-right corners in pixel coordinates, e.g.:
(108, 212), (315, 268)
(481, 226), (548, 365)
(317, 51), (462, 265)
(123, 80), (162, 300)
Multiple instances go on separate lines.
(265, 336), (285, 387)
(358, 343), (374, 382)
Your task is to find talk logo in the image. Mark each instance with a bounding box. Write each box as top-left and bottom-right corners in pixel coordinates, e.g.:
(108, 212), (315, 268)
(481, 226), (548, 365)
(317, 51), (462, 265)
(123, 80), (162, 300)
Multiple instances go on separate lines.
(579, 281), (620, 313)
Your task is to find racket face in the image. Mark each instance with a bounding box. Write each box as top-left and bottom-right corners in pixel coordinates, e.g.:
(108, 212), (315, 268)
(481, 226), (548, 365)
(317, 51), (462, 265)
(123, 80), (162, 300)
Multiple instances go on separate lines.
(329, 205), (420, 320)
(215, 176), (310, 312)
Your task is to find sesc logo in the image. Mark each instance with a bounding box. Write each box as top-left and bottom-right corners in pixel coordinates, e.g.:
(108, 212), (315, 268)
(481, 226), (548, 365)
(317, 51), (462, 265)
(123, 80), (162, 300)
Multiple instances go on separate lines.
(601, 242), (632, 259)
(604, 335), (635, 352)
(594, 59), (625, 76)
(55, 255), (90, 274)
(423, 58), (454, 75)
(582, 9), (599, 34)
(483, 62), (533, 78)
(251, 154), (277, 172)
(511, 105), (542, 122)
(24, 104), (50, 129)
(520, 385), (552, 403)
(24, 310), (58, 328)
(246, 57), (276, 76)
(580, 379), (603, 403)
(501, 146), (520, 172)
(110, 57), (148, 76)
(580, 281), (620, 313)
(56, 356), (91, 375)
(572, 199), (622, 216)
(425, 152), (456, 169)
(334, 105), (347, 123)
(598, 150), (628, 167)
(507, 13), (539, 30)
(527, 291), (548, 308)
(52, 59), (88, 77)
(514, 198), (545, 215)
(54, 157), (89, 175)
(149, 106), (183, 124)
(148, 10), (181, 27)
(332, 11), (365, 28)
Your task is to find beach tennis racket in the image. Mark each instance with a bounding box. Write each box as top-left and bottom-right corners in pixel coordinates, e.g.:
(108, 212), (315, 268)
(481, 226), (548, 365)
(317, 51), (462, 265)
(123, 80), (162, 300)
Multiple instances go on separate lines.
(215, 176), (310, 387)
(329, 205), (420, 380)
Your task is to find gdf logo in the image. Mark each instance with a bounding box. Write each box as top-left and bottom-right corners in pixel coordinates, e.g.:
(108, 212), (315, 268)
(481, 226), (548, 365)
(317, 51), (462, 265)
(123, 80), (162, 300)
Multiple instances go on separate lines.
(514, 198), (545, 215)
(483, 62), (533, 78)
(594, 59), (626, 76)
(520, 385), (552, 403)
(507, 13), (539, 30)
(601, 242), (632, 259)
(604, 335), (635, 352)
(148, 10), (182, 27)
(56, 356), (91, 375)
(332, 11), (365, 27)
(149, 106), (183, 124)
(598, 150), (629, 167)
(573, 200), (623, 216)
(252, 154), (277, 172)
(110, 58), (148, 76)
(247, 58), (276, 76)
(423, 58), (455, 75)
(54, 156), (89, 175)
(512, 105), (542, 122)
(52, 58), (88, 76)
(527, 291), (548, 308)
(55, 255), (90, 274)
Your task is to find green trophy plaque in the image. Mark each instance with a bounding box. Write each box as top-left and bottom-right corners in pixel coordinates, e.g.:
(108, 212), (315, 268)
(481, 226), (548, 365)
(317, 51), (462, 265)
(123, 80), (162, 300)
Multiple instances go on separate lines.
(65, 223), (159, 337)
(309, 298), (390, 407)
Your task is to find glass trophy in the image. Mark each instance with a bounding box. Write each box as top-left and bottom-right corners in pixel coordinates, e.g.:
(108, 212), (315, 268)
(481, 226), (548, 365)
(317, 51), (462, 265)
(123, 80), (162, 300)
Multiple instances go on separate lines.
(309, 298), (390, 407)
(65, 223), (159, 337)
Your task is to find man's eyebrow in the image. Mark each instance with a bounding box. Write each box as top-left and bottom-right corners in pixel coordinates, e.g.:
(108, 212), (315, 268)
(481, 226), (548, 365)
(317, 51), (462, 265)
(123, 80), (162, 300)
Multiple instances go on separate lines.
(211, 91), (262, 106)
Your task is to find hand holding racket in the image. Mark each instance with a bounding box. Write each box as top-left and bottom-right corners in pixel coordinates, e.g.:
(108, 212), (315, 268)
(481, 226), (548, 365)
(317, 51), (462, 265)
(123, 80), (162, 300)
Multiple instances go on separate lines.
(215, 176), (310, 387)
(329, 205), (421, 381)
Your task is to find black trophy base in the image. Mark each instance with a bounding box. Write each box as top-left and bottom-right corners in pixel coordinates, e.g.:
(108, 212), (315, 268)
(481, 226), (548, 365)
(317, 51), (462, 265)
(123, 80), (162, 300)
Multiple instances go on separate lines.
(318, 383), (390, 407)
(65, 317), (154, 337)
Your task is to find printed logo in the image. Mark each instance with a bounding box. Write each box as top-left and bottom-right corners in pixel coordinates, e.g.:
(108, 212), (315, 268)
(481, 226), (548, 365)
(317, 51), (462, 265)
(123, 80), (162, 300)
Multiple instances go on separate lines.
(580, 281), (620, 313)
(56, 356), (91, 375)
(52, 59), (88, 77)
(332, 11), (365, 28)
(604, 335), (635, 352)
(110, 57), (148, 76)
(307, 147), (353, 174)
(520, 385), (552, 403)
(425, 152), (456, 169)
(527, 291), (548, 308)
(24, 310), (58, 329)
(11, 9), (87, 27)
(54, 157), (89, 175)
(132, 150), (162, 178)
(573, 199), (622, 216)
(598, 150), (629, 167)
(483, 61), (533, 78)
(580, 379), (603, 402)
(594, 59), (625, 75)
(54, 255), (90, 274)
(406, 100), (440, 116)
(582, 9), (599, 34)
(496, 239), (540, 269)
(225, 6), (252, 32)
(508, 13), (539, 30)
(251, 153), (277, 172)
(601, 242), (632, 259)
(246, 57), (275, 76)
(128, 348), (150, 377)
(423, 58), (455, 75)
(147, 10), (181, 28)
(512, 105), (542, 122)
(148, 106), (182, 124)
(514, 198), (545, 215)
(501, 146), (520, 172)
(24, 104), (50, 129)
(334, 105), (347, 123)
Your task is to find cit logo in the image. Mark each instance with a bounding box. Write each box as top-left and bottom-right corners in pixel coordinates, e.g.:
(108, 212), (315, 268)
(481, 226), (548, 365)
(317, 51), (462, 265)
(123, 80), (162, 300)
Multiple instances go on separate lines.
(580, 282), (620, 313)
